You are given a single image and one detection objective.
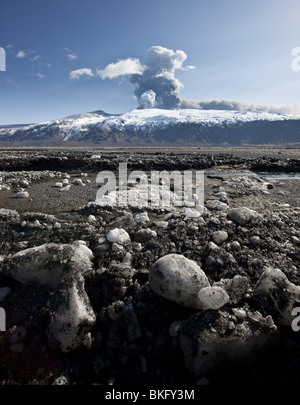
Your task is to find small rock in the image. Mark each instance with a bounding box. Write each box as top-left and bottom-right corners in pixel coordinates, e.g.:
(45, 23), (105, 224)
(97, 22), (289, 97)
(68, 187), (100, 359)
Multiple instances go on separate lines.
(133, 228), (157, 243)
(215, 275), (252, 304)
(72, 179), (85, 186)
(0, 287), (11, 302)
(135, 212), (150, 223)
(19, 179), (29, 187)
(108, 212), (136, 229)
(169, 321), (182, 337)
(88, 215), (96, 223)
(197, 286), (229, 310)
(205, 247), (236, 272)
(230, 241), (241, 251)
(154, 221), (168, 228)
(227, 207), (259, 225)
(59, 185), (71, 192)
(10, 326), (27, 344)
(106, 228), (131, 245)
(98, 236), (107, 244)
(232, 308), (247, 319)
(205, 200), (228, 211)
(291, 236), (300, 245)
(183, 207), (203, 219)
(15, 191), (29, 198)
(212, 230), (228, 244)
(52, 375), (70, 385)
(250, 235), (261, 246)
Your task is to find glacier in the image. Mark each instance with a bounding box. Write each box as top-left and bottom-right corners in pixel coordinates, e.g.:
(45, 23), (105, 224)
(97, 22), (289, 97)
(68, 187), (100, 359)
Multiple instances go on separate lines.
(1, 108), (300, 145)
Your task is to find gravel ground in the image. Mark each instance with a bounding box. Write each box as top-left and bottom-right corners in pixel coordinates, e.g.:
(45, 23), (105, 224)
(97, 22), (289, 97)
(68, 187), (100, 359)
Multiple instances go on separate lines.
(0, 148), (299, 387)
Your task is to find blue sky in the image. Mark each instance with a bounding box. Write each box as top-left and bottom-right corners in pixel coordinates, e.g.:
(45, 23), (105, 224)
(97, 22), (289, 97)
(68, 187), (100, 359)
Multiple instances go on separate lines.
(1, 0), (300, 124)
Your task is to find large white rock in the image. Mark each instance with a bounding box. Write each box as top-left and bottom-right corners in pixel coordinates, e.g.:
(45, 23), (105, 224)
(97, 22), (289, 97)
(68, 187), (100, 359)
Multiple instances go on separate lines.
(254, 267), (300, 326)
(106, 228), (131, 245)
(149, 254), (210, 309)
(4, 242), (93, 288)
(2, 242), (96, 352)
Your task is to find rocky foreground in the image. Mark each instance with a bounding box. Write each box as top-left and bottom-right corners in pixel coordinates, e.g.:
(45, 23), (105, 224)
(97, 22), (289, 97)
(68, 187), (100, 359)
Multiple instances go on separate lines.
(0, 147), (299, 386)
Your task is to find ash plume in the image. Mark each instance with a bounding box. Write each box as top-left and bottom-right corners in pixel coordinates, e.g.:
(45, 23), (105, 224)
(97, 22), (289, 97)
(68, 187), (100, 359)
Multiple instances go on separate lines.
(97, 45), (192, 109)
(95, 45), (300, 115)
(130, 46), (188, 109)
(180, 99), (300, 115)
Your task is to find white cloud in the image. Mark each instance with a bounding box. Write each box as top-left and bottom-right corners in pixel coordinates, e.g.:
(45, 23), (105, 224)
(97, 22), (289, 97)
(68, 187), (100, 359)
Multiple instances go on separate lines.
(145, 46), (187, 73)
(64, 47), (78, 60)
(16, 50), (27, 58)
(15, 49), (51, 68)
(97, 58), (144, 79)
(70, 68), (94, 80)
(28, 73), (46, 79)
(180, 65), (196, 71)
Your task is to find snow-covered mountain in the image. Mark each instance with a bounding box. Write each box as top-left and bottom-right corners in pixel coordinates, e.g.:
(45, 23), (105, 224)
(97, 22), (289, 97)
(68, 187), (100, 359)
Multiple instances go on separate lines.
(1, 108), (300, 146)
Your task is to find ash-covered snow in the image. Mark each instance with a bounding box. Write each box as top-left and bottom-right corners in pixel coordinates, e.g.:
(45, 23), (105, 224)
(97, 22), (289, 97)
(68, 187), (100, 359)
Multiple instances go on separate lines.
(2, 108), (300, 144)
(102, 108), (297, 130)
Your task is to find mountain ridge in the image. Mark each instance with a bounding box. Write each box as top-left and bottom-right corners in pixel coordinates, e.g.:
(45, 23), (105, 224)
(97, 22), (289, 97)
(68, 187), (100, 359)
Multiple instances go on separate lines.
(1, 108), (300, 146)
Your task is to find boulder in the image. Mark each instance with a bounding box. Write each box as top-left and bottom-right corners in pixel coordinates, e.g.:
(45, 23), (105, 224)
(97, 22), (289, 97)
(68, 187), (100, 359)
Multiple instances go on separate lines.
(254, 267), (300, 326)
(149, 254), (209, 309)
(1, 242), (96, 352)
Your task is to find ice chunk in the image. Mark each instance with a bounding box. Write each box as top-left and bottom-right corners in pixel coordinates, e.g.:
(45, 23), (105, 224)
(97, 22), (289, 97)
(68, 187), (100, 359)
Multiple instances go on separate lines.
(106, 228), (131, 245)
